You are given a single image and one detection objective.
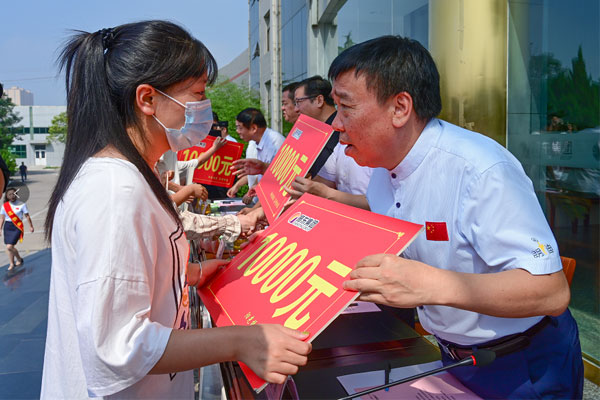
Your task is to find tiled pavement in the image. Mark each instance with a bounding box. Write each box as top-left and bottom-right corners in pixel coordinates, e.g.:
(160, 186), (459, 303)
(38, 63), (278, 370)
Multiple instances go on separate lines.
(0, 249), (51, 399)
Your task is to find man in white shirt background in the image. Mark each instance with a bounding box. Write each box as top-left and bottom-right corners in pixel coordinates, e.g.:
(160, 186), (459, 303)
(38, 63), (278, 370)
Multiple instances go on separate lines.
(227, 108), (284, 203)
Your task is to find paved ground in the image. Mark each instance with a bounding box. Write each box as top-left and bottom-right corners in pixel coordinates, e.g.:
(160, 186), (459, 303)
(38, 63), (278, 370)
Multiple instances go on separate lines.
(0, 167), (598, 399)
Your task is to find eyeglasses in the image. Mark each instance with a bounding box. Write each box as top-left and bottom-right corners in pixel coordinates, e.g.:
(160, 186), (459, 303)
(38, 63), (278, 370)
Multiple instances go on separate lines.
(294, 96), (316, 106)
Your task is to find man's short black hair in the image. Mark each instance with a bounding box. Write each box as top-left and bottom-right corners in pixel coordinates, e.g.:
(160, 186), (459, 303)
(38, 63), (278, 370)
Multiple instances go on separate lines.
(328, 35), (441, 121)
(297, 76), (334, 106)
(236, 107), (267, 129)
(282, 82), (299, 101)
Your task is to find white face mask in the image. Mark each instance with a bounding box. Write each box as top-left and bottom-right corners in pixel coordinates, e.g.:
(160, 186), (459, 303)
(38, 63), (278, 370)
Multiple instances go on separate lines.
(153, 89), (213, 152)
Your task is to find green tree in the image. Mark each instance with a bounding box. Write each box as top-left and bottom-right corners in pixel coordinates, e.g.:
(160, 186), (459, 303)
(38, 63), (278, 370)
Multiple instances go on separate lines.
(207, 79), (262, 144)
(0, 148), (16, 174)
(47, 111), (68, 143)
(207, 79), (262, 197)
(0, 95), (22, 150)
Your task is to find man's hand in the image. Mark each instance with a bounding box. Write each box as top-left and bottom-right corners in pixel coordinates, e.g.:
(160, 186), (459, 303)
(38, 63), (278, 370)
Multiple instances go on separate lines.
(230, 158), (268, 178)
(285, 176), (332, 200)
(343, 254), (436, 308)
(242, 190), (256, 205)
(235, 325), (311, 384)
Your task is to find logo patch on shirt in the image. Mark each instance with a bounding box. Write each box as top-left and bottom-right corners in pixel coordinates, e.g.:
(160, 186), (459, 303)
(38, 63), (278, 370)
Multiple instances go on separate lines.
(288, 212), (319, 231)
(425, 221), (449, 241)
(291, 128), (303, 140)
(530, 237), (554, 258)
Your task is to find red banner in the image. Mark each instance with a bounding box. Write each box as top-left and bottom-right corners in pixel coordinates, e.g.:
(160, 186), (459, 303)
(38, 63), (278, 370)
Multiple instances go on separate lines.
(177, 136), (244, 188)
(199, 193), (424, 392)
(256, 114), (334, 224)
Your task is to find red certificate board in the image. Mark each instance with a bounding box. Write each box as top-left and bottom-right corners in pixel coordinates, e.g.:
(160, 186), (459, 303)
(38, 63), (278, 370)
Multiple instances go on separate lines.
(256, 114), (334, 224)
(177, 136), (244, 188)
(199, 193), (424, 392)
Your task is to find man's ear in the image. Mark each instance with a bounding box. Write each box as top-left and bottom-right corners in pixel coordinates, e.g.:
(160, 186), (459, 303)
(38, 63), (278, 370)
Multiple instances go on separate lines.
(314, 94), (325, 108)
(135, 84), (157, 116)
(391, 91), (413, 128)
(249, 123), (259, 136)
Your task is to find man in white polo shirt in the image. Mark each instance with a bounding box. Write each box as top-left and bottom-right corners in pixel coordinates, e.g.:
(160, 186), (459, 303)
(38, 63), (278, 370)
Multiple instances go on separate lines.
(227, 108), (284, 202)
(331, 36), (582, 399)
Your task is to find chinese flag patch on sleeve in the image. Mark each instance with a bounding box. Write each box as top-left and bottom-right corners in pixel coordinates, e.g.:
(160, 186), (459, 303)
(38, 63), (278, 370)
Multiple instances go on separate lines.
(425, 221), (449, 241)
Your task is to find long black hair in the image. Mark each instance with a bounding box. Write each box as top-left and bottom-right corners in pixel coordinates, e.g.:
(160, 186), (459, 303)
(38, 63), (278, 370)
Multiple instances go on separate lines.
(45, 20), (217, 241)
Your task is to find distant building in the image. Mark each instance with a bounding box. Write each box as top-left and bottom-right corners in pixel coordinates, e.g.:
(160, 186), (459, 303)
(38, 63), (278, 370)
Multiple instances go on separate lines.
(9, 106), (66, 167)
(219, 48), (250, 87)
(5, 86), (34, 106)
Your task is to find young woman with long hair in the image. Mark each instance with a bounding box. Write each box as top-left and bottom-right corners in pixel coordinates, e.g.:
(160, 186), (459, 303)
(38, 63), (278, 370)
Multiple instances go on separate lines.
(41, 20), (310, 399)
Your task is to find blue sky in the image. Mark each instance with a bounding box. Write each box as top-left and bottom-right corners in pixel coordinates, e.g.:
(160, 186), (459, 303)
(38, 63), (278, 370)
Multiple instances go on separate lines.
(0, 0), (249, 105)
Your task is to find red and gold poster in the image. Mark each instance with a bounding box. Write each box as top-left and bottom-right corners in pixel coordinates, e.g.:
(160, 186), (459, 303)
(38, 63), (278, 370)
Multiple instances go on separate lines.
(199, 193), (424, 392)
(256, 114), (334, 224)
(177, 136), (244, 188)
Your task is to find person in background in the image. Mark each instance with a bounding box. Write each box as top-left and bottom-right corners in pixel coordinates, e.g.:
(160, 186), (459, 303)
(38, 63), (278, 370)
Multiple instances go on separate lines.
(227, 108), (284, 203)
(19, 162), (28, 182)
(41, 20), (310, 399)
(1, 188), (34, 273)
(203, 112), (237, 200)
(281, 82), (299, 125)
(331, 35), (582, 399)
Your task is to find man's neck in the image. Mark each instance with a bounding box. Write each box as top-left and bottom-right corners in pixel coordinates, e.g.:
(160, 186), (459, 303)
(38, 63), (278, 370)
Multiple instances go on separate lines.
(253, 127), (267, 144)
(317, 105), (337, 123)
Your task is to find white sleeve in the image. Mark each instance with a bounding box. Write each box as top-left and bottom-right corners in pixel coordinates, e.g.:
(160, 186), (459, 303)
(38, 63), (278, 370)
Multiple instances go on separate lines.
(316, 146), (338, 183)
(21, 203), (29, 215)
(71, 181), (173, 396)
(459, 161), (562, 275)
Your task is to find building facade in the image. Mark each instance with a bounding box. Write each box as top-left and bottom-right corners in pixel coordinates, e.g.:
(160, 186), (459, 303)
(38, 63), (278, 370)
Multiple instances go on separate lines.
(9, 106), (66, 167)
(5, 86), (34, 106)
(219, 48), (250, 86)
(250, 0), (600, 380)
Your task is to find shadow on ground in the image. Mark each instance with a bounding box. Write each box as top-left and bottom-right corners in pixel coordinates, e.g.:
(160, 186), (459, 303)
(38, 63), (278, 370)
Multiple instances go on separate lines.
(0, 249), (51, 399)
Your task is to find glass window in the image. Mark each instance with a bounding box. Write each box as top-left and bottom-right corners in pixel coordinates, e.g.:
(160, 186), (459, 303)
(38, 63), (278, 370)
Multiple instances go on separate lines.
(281, 2), (307, 83)
(9, 145), (26, 158)
(338, 0), (429, 53)
(508, 0), (599, 362)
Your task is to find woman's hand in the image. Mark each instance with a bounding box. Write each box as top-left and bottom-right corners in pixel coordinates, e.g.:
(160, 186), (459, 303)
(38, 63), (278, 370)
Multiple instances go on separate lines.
(187, 259), (230, 287)
(235, 325), (311, 384)
(212, 136), (227, 150)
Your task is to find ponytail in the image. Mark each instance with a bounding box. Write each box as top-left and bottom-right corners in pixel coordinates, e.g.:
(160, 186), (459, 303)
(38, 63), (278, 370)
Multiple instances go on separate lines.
(45, 21), (217, 241)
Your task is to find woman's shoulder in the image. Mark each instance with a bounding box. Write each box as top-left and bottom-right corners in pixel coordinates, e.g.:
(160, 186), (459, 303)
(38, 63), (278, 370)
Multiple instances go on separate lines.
(69, 157), (155, 203)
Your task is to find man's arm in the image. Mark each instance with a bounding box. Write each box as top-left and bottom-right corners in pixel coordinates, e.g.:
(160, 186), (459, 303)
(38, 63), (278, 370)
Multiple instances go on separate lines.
(344, 254), (570, 318)
(227, 176), (248, 198)
(286, 176), (370, 210)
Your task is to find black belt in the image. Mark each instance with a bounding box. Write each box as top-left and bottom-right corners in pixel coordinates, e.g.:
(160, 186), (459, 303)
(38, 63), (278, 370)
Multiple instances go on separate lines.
(438, 316), (552, 361)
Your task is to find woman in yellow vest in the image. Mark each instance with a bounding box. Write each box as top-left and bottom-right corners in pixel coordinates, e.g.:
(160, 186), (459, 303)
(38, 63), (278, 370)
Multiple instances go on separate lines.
(0, 187), (34, 272)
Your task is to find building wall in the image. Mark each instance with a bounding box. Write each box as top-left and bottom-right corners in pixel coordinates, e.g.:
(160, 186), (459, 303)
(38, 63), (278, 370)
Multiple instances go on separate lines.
(10, 106), (66, 168)
(219, 48), (250, 86)
(5, 86), (34, 106)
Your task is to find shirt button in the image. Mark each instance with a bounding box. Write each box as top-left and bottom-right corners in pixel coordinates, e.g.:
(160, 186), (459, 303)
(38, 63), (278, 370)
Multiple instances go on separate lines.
(418, 306), (424, 310)
(395, 202), (401, 208)
(391, 173), (397, 179)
